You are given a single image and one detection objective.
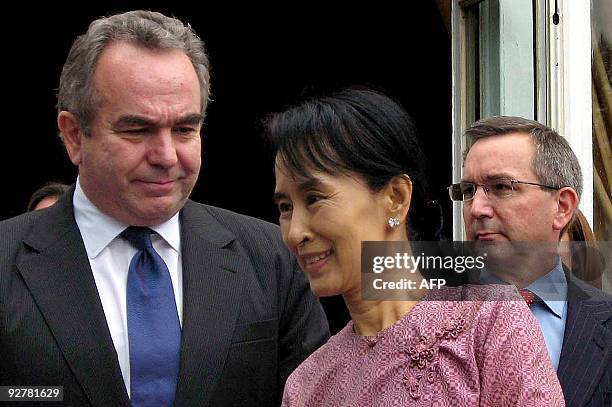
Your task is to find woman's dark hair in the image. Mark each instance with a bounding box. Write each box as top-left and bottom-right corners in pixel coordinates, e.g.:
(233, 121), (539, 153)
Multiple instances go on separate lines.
(264, 87), (442, 241)
(27, 182), (70, 211)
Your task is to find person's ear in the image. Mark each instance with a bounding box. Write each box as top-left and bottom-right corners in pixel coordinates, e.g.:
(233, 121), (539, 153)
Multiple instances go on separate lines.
(58, 111), (86, 166)
(553, 187), (579, 232)
(383, 174), (413, 224)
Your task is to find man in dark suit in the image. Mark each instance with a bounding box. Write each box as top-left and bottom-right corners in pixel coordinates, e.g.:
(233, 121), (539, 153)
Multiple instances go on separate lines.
(0, 10), (328, 406)
(450, 116), (611, 406)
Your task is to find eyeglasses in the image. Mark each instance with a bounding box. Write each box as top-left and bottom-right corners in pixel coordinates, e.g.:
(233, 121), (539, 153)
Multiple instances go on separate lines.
(448, 178), (562, 202)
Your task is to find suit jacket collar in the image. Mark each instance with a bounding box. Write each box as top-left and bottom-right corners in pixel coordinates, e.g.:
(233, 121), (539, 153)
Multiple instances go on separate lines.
(169, 200), (252, 407)
(17, 186), (130, 406)
(179, 200), (236, 248)
(557, 275), (612, 406)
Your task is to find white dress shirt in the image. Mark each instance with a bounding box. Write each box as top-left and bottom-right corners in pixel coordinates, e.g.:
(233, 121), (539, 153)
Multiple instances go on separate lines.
(73, 178), (183, 396)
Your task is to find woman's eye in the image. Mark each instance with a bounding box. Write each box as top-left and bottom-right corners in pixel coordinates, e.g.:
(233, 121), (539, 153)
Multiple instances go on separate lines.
(306, 195), (324, 205)
(278, 202), (292, 214)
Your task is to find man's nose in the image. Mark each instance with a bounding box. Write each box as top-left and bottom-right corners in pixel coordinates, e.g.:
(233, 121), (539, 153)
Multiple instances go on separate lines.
(467, 187), (494, 219)
(148, 130), (178, 168)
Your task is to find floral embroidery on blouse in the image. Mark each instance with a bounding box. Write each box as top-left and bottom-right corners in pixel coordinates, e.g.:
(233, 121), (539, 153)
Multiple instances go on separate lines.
(403, 317), (467, 400)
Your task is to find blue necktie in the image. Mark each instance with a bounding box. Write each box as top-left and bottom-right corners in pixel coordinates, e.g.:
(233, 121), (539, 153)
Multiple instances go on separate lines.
(123, 226), (181, 407)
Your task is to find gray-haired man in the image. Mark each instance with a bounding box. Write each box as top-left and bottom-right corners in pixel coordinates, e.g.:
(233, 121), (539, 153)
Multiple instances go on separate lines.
(0, 11), (328, 406)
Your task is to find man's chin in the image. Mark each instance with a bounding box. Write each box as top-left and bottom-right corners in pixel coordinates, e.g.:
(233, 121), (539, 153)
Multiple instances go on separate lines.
(128, 198), (183, 226)
(473, 237), (513, 264)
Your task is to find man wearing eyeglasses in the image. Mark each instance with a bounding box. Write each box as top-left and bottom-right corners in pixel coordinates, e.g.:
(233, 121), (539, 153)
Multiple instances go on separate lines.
(448, 116), (611, 407)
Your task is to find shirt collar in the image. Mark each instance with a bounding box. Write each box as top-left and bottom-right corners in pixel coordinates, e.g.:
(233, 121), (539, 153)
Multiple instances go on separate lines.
(525, 259), (567, 318)
(479, 258), (567, 318)
(73, 177), (181, 258)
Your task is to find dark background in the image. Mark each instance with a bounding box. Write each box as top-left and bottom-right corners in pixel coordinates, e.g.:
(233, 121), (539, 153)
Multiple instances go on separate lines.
(3, 2), (451, 333)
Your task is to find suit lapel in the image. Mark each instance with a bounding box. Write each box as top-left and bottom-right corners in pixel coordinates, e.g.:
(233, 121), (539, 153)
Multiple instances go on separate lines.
(15, 189), (129, 407)
(557, 278), (612, 406)
(174, 201), (250, 407)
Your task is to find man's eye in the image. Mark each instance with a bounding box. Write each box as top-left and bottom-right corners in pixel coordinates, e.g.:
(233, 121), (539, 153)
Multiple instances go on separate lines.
(175, 127), (197, 134)
(460, 183), (475, 194)
(492, 182), (513, 191)
(124, 128), (148, 134)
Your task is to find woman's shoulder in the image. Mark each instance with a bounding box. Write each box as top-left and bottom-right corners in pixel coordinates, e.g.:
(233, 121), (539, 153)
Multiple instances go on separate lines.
(443, 283), (522, 300)
(424, 283), (521, 302)
(419, 284), (535, 339)
(428, 284), (526, 317)
(463, 284), (534, 325)
(438, 284), (545, 360)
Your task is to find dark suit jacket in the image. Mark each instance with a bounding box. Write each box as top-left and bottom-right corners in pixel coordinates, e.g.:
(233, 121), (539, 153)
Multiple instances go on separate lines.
(557, 275), (612, 407)
(0, 190), (329, 406)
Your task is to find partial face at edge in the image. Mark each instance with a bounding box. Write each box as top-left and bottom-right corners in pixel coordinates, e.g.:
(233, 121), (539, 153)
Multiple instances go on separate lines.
(33, 196), (60, 211)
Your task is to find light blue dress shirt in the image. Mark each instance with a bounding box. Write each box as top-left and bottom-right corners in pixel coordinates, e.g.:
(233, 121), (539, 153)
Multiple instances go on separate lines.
(480, 260), (568, 370)
(524, 261), (567, 370)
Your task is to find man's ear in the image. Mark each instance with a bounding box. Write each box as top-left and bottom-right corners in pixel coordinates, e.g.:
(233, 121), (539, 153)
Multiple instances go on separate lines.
(553, 187), (579, 231)
(383, 174), (413, 222)
(58, 111), (85, 166)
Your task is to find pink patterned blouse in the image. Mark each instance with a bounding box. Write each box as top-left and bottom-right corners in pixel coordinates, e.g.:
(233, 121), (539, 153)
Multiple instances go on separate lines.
(282, 285), (565, 406)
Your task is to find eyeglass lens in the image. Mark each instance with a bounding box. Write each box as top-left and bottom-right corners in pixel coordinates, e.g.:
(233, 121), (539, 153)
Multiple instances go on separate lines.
(450, 179), (515, 201)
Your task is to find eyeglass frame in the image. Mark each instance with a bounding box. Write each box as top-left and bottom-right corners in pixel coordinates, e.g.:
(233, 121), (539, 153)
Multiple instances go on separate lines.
(447, 178), (563, 202)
